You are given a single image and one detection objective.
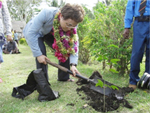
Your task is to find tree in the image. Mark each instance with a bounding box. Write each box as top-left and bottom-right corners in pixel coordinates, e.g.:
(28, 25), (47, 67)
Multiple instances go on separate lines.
(7, 0), (42, 22)
(7, 0), (66, 23)
(45, 0), (65, 8)
(102, 0), (112, 6)
(77, 5), (95, 64)
(83, 0), (133, 75)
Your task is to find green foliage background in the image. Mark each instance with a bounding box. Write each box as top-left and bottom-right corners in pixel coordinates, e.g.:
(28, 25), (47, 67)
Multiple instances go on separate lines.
(78, 0), (134, 75)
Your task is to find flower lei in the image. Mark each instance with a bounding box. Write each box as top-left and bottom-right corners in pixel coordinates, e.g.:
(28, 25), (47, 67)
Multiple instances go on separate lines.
(0, 0), (2, 9)
(52, 11), (78, 63)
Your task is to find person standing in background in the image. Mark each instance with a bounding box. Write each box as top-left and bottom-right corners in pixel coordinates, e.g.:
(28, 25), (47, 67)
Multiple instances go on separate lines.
(11, 29), (14, 39)
(123, 0), (150, 90)
(14, 30), (19, 46)
(0, 0), (12, 68)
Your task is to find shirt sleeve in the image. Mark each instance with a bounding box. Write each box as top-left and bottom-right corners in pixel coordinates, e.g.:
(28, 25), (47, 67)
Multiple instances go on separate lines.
(2, 0), (12, 36)
(124, 0), (135, 28)
(69, 36), (79, 64)
(24, 8), (52, 57)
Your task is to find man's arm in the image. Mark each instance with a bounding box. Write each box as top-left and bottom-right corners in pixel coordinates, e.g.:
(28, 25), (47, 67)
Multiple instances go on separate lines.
(123, 0), (135, 39)
(124, 0), (135, 28)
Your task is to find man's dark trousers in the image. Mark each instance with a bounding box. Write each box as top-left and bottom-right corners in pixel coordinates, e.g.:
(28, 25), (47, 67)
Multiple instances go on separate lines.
(129, 20), (150, 85)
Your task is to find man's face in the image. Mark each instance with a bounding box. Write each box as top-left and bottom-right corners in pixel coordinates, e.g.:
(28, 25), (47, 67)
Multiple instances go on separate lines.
(10, 39), (13, 42)
(59, 14), (77, 32)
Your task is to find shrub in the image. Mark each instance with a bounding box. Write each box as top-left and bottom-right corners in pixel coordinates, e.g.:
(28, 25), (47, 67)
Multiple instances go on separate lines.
(19, 38), (27, 45)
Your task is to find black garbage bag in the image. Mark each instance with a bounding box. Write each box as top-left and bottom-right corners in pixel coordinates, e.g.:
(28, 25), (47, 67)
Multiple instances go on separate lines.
(33, 68), (59, 102)
(12, 71), (37, 100)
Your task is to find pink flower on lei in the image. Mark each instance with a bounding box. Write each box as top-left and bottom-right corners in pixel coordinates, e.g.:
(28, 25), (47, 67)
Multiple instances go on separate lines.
(52, 39), (58, 50)
(55, 51), (66, 62)
(73, 29), (77, 34)
(74, 45), (78, 53)
(62, 39), (70, 49)
(59, 27), (64, 37)
(66, 31), (71, 36)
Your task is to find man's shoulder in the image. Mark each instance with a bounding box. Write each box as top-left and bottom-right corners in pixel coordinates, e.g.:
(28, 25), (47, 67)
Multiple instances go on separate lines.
(43, 7), (59, 11)
(42, 7), (59, 14)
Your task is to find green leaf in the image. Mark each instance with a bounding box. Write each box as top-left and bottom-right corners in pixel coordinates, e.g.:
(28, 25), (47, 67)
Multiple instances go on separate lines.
(110, 59), (120, 63)
(97, 55), (103, 61)
(95, 79), (104, 88)
(108, 44), (119, 48)
(110, 85), (119, 90)
(109, 69), (119, 73)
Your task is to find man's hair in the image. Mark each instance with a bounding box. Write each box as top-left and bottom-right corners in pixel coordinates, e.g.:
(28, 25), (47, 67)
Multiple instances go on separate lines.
(61, 3), (85, 23)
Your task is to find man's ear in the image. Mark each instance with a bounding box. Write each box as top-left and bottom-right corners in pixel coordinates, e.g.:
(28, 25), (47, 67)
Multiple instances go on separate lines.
(60, 13), (63, 19)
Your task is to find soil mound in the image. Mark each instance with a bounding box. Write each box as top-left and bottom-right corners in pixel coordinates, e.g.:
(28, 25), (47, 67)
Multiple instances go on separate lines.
(76, 71), (134, 112)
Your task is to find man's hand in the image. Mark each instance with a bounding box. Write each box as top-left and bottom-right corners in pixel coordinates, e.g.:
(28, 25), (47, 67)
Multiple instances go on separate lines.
(123, 28), (130, 39)
(7, 35), (12, 41)
(70, 65), (80, 77)
(37, 55), (49, 65)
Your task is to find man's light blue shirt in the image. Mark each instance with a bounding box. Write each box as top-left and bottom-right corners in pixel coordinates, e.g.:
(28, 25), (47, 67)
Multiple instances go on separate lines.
(23, 7), (79, 64)
(14, 33), (18, 40)
(124, 0), (150, 28)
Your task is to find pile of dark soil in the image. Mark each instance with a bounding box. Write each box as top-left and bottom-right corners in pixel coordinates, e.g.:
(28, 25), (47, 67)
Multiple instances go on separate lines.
(76, 71), (134, 112)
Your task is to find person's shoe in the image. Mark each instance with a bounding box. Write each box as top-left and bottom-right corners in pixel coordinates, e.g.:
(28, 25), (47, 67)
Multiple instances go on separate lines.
(129, 84), (137, 90)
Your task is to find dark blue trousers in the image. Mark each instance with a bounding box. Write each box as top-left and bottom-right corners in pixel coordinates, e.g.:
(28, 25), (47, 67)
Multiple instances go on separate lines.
(36, 33), (70, 81)
(129, 20), (150, 85)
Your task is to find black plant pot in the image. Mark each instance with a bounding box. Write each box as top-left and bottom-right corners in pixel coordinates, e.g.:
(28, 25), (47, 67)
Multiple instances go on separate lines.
(33, 68), (59, 102)
(12, 71), (37, 100)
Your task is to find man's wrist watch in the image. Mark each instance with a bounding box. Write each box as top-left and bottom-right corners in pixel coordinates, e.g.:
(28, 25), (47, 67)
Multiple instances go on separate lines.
(70, 63), (77, 67)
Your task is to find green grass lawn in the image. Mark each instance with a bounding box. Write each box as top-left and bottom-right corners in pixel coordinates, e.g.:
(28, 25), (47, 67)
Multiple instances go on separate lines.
(0, 44), (149, 113)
